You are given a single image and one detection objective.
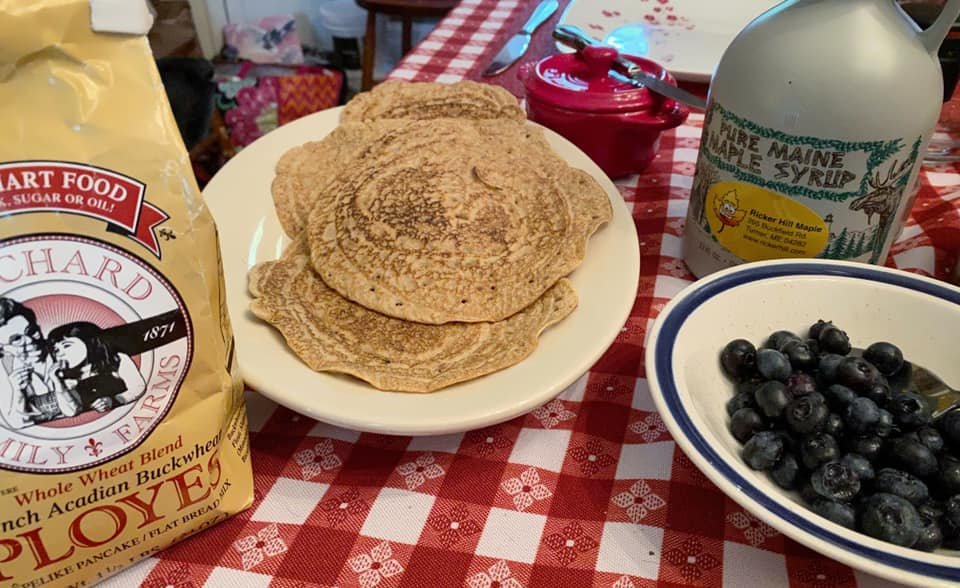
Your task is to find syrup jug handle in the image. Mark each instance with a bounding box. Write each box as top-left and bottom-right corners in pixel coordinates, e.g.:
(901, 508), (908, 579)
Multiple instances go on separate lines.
(919, 0), (960, 55)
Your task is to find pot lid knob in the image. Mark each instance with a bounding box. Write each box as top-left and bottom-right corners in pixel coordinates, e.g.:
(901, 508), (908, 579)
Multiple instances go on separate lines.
(581, 45), (620, 79)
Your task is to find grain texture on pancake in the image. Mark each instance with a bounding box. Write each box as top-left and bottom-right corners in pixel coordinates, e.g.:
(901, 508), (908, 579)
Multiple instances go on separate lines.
(306, 118), (612, 324)
(341, 80), (525, 122)
(271, 121), (402, 236)
(247, 240), (578, 393)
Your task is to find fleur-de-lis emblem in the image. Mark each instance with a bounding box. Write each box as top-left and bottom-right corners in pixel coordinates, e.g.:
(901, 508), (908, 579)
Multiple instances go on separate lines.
(84, 438), (103, 457)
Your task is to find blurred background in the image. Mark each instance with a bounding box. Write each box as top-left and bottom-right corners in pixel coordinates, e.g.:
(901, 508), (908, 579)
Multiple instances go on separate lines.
(148, 0), (960, 185)
(149, 0), (446, 186)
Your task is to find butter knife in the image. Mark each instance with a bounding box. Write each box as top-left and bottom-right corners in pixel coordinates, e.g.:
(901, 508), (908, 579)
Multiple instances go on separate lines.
(482, 0), (559, 77)
(553, 25), (707, 110)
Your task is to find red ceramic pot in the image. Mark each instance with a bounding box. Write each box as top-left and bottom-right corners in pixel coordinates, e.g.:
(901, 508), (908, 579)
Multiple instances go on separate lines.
(519, 45), (689, 179)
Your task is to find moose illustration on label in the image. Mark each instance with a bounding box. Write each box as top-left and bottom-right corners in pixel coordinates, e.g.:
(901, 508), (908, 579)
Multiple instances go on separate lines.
(0, 235), (192, 473)
(848, 158), (915, 264)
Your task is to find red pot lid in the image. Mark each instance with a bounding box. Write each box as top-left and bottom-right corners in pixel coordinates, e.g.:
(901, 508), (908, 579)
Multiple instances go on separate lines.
(522, 46), (674, 113)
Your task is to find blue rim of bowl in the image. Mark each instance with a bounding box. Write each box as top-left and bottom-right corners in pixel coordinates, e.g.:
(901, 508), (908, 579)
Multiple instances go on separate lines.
(654, 261), (960, 579)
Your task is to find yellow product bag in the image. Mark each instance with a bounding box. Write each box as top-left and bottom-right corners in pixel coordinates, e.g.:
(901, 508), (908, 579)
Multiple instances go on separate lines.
(0, 1), (253, 585)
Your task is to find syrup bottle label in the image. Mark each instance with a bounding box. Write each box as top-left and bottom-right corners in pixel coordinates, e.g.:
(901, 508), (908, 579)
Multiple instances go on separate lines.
(687, 102), (923, 265)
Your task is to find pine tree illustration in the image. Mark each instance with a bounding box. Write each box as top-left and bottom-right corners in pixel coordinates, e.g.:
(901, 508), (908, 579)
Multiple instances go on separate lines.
(853, 232), (866, 257)
(843, 232), (860, 258)
(830, 227), (849, 259)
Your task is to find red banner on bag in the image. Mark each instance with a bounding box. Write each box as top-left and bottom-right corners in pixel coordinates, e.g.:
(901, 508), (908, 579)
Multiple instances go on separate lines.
(0, 161), (169, 258)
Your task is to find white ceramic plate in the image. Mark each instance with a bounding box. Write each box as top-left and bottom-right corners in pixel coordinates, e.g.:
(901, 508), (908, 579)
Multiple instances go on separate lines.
(203, 106), (640, 436)
(557, 0), (780, 82)
(645, 259), (960, 587)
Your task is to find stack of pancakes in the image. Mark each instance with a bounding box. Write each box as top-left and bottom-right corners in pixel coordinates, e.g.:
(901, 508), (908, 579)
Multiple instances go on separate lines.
(248, 81), (613, 392)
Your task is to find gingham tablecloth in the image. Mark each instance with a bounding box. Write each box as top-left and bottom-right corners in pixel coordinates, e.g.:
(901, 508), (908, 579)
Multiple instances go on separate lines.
(110, 1), (960, 586)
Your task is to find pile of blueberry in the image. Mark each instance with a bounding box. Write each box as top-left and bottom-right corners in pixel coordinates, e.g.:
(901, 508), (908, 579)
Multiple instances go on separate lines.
(721, 320), (960, 551)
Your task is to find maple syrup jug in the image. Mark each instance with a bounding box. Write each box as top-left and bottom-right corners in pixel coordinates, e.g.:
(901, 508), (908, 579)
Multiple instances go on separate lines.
(683, 0), (960, 277)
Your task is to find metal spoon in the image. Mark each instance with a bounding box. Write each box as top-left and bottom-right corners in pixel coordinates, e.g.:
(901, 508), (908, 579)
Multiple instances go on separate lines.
(897, 361), (960, 420)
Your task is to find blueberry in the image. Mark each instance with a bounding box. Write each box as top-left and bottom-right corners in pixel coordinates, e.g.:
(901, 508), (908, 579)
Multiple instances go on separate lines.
(817, 354), (846, 386)
(800, 479), (820, 503)
(818, 326), (852, 355)
(787, 372), (817, 397)
(858, 493), (922, 547)
(786, 394), (829, 435)
(845, 435), (884, 463)
(824, 384), (857, 411)
(874, 468), (930, 505)
(841, 453), (875, 483)
(766, 330), (801, 352)
(888, 392), (932, 430)
(754, 381), (793, 420)
(886, 436), (938, 478)
(719, 324), (959, 550)
(938, 410), (960, 447)
(873, 409), (895, 438)
(730, 408), (766, 444)
(801, 433), (841, 470)
(875, 372), (890, 388)
(721, 339), (757, 380)
(742, 431), (784, 470)
(917, 427), (945, 454)
(811, 461), (860, 502)
(887, 360), (914, 393)
(770, 428), (800, 454)
(756, 349), (792, 382)
(863, 342), (904, 377)
(938, 455), (960, 495)
(945, 532), (960, 550)
(863, 382), (892, 408)
(844, 397), (881, 435)
(735, 378), (764, 398)
(782, 339), (818, 372)
(770, 453), (802, 490)
(918, 500), (945, 521)
(726, 392), (756, 416)
(811, 498), (856, 529)
(822, 413), (844, 438)
(808, 319), (834, 341)
(940, 495), (960, 542)
(836, 357), (878, 392)
(913, 516), (944, 551)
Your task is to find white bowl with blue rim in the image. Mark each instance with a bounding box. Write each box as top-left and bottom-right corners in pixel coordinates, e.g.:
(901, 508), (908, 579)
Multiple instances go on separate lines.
(645, 259), (960, 587)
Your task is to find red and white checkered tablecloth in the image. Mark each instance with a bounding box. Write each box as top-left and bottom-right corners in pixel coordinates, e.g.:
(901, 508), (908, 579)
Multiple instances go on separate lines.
(109, 1), (960, 586)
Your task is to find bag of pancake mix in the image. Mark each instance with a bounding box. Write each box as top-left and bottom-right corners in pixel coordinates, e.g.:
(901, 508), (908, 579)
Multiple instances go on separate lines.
(0, 1), (253, 585)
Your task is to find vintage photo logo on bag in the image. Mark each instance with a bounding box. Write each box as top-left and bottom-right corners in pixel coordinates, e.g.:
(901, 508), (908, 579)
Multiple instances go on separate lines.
(0, 235), (192, 473)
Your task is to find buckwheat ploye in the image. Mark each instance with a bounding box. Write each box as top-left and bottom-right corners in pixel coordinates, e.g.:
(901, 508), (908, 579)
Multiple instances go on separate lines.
(249, 238), (577, 393)
(253, 80), (612, 390)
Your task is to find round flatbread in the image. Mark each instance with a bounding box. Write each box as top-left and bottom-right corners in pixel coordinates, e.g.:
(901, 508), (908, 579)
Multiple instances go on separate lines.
(341, 80), (525, 123)
(248, 239), (577, 393)
(271, 121), (403, 237)
(305, 118), (611, 324)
